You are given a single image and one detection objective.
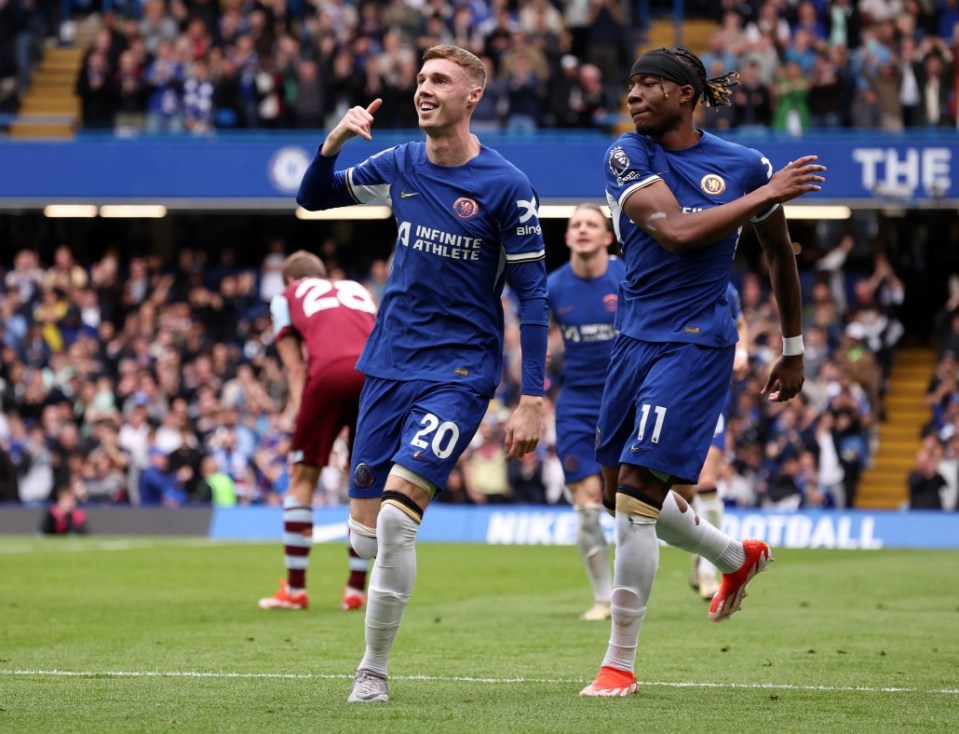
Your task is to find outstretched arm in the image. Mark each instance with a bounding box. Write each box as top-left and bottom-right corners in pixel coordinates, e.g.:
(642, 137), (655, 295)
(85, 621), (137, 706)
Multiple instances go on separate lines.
(622, 156), (826, 254)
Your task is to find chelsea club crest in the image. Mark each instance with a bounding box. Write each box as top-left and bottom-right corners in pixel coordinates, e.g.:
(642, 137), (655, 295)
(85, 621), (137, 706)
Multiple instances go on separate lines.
(268, 146), (312, 194)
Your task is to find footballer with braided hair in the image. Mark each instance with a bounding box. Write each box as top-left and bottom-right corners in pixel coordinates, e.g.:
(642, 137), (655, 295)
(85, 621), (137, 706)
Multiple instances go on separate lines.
(580, 47), (827, 697)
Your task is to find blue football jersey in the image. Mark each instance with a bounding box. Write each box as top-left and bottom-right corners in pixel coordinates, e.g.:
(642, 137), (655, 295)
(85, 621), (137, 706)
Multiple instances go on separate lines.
(340, 142), (547, 396)
(604, 130), (772, 349)
(547, 257), (626, 390)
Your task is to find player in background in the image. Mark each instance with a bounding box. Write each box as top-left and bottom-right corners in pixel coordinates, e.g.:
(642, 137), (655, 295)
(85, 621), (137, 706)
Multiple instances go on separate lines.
(580, 46), (825, 697)
(296, 45), (548, 703)
(547, 203), (625, 621)
(258, 251), (376, 612)
(673, 281), (749, 601)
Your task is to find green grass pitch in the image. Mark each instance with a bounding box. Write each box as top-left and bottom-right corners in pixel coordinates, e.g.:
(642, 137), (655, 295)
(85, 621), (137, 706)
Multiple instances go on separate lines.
(1, 537), (957, 733)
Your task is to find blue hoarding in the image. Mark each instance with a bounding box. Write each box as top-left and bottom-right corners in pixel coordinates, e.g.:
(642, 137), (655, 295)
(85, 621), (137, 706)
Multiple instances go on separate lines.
(1, 131), (958, 207)
(208, 505), (959, 550)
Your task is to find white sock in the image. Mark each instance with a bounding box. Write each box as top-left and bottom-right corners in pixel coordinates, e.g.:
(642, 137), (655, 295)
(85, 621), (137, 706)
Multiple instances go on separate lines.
(656, 491), (744, 574)
(600, 513), (658, 674)
(576, 506), (612, 603)
(357, 504), (419, 677)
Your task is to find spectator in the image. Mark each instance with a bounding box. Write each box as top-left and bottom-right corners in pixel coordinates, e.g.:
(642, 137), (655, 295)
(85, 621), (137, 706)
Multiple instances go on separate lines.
(744, 2), (791, 48)
(908, 436), (947, 509)
(568, 62), (613, 130)
(812, 410), (848, 507)
(834, 322), (882, 418)
(436, 461), (477, 505)
(832, 406), (869, 508)
(323, 45), (366, 129)
(0, 440), (20, 503)
(544, 53), (582, 128)
(40, 486), (88, 535)
(585, 0), (629, 101)
(45, 244), (88, 296)
(6, 248), (44, 307)
(701, 29), (739, 74)
(508, 451), (547, 504)
(196, 453), (236, 505)
(731, 59), (774, 131)
(291, 58), (324, 128)
(502, 51), (542, 133)
(206, 49), (238, 128)
(464, 419), (511, 504)
(857, 35), (904, 130)
(17, 423), (54, 504)
(761, 448), (804, 510)
(380, 54), (419, 129)
(913, 40), (955, 126)
(826, 0), (862, 49)
(771, 59), (812, 135)
(794, 0), (828, 40)
(564, 0), (592, 60)
(253, 56), (284, 128)
(143, 38), (184, 133)
(76, 49), (118, 129)
(166, 425), (205, 502)
(138, 445), (187, 507)
(113, 46), (147, 131)
(140, 0), (179, 58)
(808, 49), (847, 128)
(182, 57), (215, 134)
(469, 54), (506, 131)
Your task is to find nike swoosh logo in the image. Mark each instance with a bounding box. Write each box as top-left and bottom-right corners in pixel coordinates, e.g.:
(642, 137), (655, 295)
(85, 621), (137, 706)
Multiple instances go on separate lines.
(400, 191), (419, 198)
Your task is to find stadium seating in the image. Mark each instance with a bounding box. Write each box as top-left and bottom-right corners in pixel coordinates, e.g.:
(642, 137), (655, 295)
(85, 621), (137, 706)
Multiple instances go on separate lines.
(858, 346), (938, 509)
(10, 46), (82, 138)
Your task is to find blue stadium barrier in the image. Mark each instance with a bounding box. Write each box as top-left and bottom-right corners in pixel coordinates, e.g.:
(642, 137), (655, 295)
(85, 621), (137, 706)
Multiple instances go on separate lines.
(208, 505), (959, 550)
(1, 130), (958, 206)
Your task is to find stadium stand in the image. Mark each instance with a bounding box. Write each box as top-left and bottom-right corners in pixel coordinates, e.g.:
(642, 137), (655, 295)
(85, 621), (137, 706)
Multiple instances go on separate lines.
(859, 345), (937, 508)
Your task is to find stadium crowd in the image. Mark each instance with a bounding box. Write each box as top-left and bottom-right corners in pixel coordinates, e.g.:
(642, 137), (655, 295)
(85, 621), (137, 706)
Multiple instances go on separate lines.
(911, 279), (959, 510)
(0, 227), (934, 513)
(4, 0), (959, 133)
(0, 0), (952, 513)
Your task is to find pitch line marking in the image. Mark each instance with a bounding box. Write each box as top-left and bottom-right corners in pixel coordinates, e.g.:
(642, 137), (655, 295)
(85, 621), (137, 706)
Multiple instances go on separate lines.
(2, 669), (957, 696)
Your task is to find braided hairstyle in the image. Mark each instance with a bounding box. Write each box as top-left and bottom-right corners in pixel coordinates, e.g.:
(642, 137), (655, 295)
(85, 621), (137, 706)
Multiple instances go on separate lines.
(668, 47), (740, 108)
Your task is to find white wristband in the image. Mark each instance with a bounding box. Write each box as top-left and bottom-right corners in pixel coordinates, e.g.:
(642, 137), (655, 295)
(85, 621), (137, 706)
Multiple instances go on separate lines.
(782, 335), (804, 356)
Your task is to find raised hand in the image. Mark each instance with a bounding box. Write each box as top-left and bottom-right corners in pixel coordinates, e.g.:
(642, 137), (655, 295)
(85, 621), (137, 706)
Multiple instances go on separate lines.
(766, 155), (827, 204)
(321, 98), (383, 156)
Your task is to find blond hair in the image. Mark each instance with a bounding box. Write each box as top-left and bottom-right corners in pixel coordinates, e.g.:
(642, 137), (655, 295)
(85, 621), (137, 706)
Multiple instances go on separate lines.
(282, 250), (327, 283)
(422, 45), (487, 90)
